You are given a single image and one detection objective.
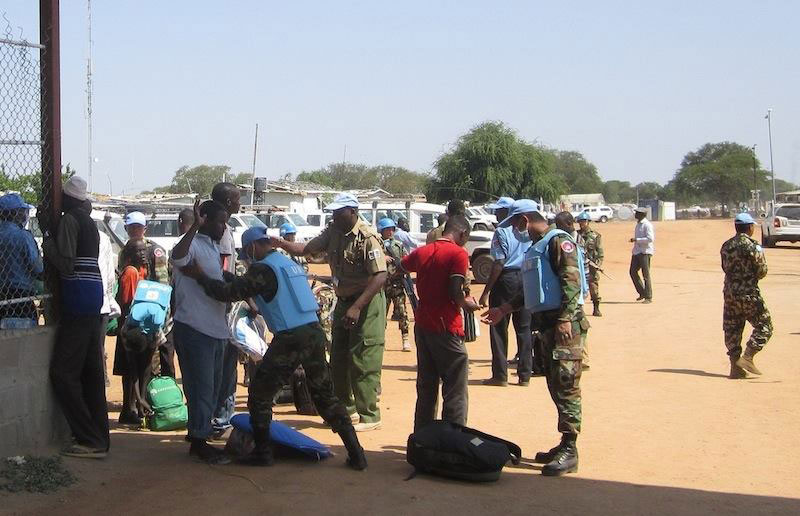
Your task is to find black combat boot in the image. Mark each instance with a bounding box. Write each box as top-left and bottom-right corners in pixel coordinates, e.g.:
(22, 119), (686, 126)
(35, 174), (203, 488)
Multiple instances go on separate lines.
(339, 425), (368, 470)
(592, 301), (602, 317)
(534, 433), (571, 463)
(239, 425), (275, 466)
(542, 433), (578, 476)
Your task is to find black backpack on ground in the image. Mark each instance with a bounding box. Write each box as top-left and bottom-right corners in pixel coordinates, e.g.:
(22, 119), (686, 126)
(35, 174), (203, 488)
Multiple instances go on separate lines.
(292, 365), (318, 416)
(407, 420), (522, 482)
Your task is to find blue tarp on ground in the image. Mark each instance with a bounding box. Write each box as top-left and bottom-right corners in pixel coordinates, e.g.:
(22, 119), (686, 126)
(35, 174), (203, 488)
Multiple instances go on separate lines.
(230, 413), (333, 460)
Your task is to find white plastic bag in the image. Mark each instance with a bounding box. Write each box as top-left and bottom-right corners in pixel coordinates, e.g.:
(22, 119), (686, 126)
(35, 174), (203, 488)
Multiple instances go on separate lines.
(232, 315), (268, 360)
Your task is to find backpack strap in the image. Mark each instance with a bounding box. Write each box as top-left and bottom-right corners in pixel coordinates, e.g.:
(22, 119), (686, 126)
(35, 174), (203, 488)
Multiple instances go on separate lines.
(456, 423), (522, 465)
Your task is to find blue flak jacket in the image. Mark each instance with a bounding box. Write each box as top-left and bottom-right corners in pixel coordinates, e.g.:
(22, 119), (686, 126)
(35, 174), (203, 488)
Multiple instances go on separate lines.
(522, 229), (588, 313)
(256, 252), (319, 333)
(129, 280), (172, 335)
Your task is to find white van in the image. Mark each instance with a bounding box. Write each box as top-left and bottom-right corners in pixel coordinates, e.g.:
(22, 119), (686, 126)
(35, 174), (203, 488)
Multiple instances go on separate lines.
(573, 205), (614, 223)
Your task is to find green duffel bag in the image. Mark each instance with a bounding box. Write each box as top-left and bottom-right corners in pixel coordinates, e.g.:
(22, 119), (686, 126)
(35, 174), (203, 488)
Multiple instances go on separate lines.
(146, 375), (188, 432)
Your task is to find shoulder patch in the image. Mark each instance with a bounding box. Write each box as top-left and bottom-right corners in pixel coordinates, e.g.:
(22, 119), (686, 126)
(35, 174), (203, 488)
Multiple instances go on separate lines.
(561, 240), (575, 253)
(755, 245), (763, 252)
(368, 249), (380, 261)
(153, 247), (165, 258)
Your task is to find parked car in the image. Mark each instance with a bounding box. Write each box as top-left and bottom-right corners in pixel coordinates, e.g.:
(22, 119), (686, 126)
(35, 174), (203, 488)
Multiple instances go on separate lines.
(251, 211), (320, 242)
(28, 208), (127, 260)
(144, 213), (182, 254)
(760, 203), (800, 247)
(573, 205), (614, 223)
(227, 213), (267, 249)
(466, 206), (497, 231)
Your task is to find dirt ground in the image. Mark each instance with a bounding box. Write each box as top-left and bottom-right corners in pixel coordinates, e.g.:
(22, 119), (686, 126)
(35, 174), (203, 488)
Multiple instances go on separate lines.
(5, 219), (800, 515)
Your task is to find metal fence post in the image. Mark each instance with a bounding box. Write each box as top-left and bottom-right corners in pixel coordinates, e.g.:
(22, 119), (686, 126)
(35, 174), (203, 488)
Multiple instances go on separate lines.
(40, 0), (62, 322)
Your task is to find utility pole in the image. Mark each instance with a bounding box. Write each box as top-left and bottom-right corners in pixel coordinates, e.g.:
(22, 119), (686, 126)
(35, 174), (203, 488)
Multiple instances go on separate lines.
(342, 144), (347, 165)
(251, 123), (258, 207)
(751, 144), (757, 190)
(86, 0), (93, 192)
(765, 109), (777, 207)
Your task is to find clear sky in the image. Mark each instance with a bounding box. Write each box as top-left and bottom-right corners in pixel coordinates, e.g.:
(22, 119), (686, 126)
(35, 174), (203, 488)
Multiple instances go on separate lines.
(4, 1), (799, 194)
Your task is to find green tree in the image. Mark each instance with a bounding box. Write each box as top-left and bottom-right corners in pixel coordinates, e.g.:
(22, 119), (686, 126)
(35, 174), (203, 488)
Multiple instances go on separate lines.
(635, 181), (664, 200)
(295, 163), (430, 195)
(230, 172), (253, 185)
(774, 178), (798, 194)
(429, 121), (565, 203)
(671, 142), (769, 208)
(553, 150), (603, 194)
(601, 180), (636, 204)
(152, 164), (231, 197)
(0, 163), (76, 204)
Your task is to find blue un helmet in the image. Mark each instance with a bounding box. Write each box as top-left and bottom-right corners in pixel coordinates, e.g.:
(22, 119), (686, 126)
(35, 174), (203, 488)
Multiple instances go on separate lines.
(377, 217), (397, 233)
(575, 211), (591, 222)
(279, 222), (297, 237)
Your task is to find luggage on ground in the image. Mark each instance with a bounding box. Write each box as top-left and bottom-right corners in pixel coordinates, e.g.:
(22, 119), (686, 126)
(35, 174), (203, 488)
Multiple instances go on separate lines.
(407, 420), (521, 482)
(146, 375), (188, 431)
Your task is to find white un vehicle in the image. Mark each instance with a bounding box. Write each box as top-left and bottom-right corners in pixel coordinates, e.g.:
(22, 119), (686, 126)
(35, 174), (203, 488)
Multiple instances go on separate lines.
(760, 203), (800, 247)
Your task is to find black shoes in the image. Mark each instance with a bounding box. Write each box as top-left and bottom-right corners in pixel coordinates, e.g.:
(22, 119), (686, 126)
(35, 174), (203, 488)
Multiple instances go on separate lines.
(118, 411), (142, 427)
(535, 434), (579, 476)
(189, 439), (231, 465)
(339, 426), (368, 470)
(542, 443), (579, 476)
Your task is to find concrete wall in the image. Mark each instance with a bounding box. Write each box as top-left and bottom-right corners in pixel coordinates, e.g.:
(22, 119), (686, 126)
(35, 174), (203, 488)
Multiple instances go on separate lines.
(0, 326), (69, 457)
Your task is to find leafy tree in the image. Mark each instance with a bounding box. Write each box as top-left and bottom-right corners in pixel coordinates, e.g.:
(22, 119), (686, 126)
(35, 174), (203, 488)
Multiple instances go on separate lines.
(152, 164), (231, 197)
(774, 178), (798, 194)
(635, 181), (664, 200)
(601, 180), (636, 204)
(0, 163), (76, 204)
(553, 150), (603, 194)
(429, 121), (565, 203)
(295, 163), (430, 195)
(671, 142), (769, 208)
(230, 172), (253, 185)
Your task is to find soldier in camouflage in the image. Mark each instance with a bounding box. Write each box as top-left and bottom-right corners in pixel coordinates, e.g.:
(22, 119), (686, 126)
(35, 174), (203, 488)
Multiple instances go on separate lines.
(179, 227), (367, 470)
(576, 212), (604, 317)
(720, 213), (773, 379)
(378, 218), (411, 352)
(483, 202), (587, 477)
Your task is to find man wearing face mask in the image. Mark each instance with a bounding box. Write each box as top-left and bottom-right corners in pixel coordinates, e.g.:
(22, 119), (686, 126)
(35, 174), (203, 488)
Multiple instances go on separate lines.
(482, 200), (589, 477)
(478, 197), (534, 386)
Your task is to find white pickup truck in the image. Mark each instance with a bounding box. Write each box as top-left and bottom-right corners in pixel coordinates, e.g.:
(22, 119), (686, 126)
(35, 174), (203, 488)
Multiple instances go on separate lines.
(760, 203), (800, 247)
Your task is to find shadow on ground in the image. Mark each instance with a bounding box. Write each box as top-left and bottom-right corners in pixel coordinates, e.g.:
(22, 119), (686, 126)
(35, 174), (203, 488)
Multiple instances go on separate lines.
(649, 368), (728, 379)
(5, 429), (799, 516)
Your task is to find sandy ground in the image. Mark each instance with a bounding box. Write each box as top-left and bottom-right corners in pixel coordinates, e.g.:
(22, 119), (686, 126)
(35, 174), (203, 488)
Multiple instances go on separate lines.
(4, 219), (800, 515)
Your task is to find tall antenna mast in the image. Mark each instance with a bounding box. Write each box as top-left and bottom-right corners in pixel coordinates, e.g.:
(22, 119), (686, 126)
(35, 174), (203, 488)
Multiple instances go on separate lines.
(86, 0), (94, 192)
(251, 123), (258, 207)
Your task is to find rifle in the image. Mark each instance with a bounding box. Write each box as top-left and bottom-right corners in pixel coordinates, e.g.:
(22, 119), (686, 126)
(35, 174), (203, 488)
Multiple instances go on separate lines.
(384, 241), (418, 310)
(587, 259), (614, 281)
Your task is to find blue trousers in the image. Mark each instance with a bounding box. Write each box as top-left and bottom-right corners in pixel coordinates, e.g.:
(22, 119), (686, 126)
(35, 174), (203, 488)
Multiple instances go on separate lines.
(173, 321), (225, 440)
(212, 342), (238, 431)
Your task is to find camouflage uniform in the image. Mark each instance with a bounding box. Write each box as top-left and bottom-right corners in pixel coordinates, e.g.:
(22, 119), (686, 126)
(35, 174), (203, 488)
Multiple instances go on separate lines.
(313, 283), (337, 345)
(383, 238), (409, 337)
(577, 227), (603, 304)
(515, 233), (588, 435)
(720, 233), (773, 358)
(195, 262), (352, 434)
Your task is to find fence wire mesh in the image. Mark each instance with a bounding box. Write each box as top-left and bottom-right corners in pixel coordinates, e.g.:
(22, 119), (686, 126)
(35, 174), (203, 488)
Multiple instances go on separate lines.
(0, 23), (52, 328)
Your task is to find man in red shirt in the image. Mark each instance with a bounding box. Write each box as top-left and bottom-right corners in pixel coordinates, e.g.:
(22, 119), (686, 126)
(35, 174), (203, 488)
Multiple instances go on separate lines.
(401, 215), (480, 431)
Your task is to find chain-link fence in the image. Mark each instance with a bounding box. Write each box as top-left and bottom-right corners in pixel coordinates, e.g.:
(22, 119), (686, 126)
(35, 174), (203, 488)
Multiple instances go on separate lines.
(0, 13), (57, 329)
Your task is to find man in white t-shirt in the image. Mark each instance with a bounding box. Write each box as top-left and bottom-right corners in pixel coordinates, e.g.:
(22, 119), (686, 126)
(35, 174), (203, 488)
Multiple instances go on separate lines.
(210, 182), (242, 437)
(629, 207), (655, 303)
(170, 199), (231, 464)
